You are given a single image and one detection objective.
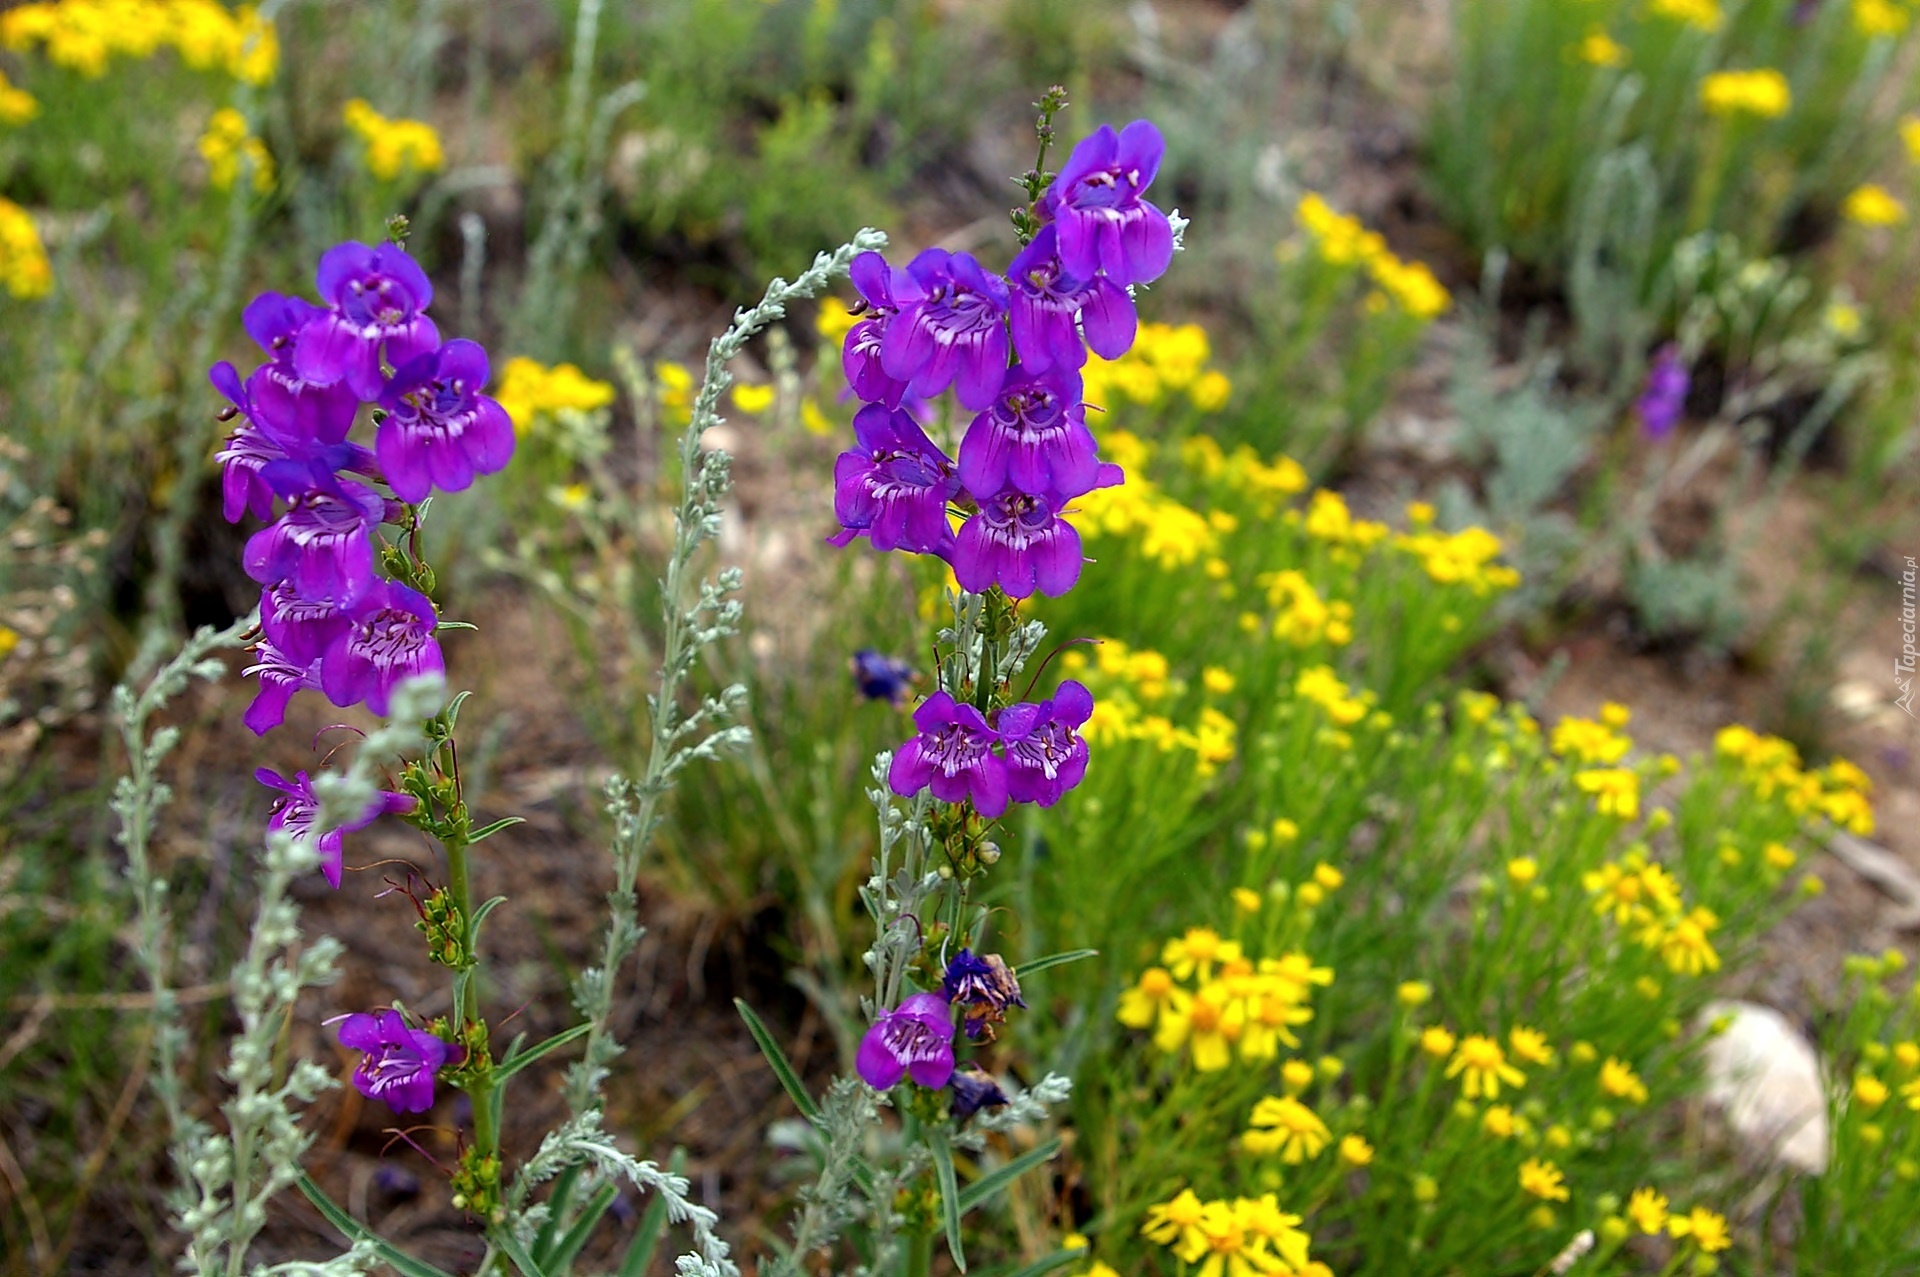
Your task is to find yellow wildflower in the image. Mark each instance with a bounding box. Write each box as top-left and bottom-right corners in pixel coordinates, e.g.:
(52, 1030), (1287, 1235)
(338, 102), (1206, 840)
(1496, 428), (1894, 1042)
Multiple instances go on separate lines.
(342, 98), (444, 181)
(1551, 715), (1632, 764)
(1700, 69), (1792, 119)
(1855, 0), (1910, 35)
(1668, 1206), (1732, 1253)
(1398, 981), (1432, 1008)
(1189, 369), (1232, 411)
(1843, 183), (1906, 226)
(1231, 887), (1262, 914)
(1519, 1159), (1570, 1202)
(1575, 767), (1640, 819)
(197, 107), (273, 192)
(730, 383), (775, 414)
(1203, 666), (1236, 695)
(1141, 1188), (1207, 1250)
(1601, 1057), (1650, 1104)
(1420, 1025), (1456, 1058)
(1244, 1095), (1331, 1163)
(1448, 1035), (1527, 1099)
(494, 357), (616, 433)
(1507, 857), (1540, 889)
(1578, 27), (1628, 66)
(1650, 0), (1724, 29)
(1660, 907), (1721, 975)
(1155, 983), (1238, 1071)
(1117, 966), (1178, 1029)
(0, 198), (52, 300)
(1855, 1073), (1889, 1110)
(1509, 1026), (1556, 1067)
(0, 70), (38, 125)
(1281, 1059), (1316, 1094)
(1163, 928), (1238, 981)
(1627, 1187), (1669, 1234)
(1895, 1041), (1920, 1072)
(1482, 1104), (1518, 1139)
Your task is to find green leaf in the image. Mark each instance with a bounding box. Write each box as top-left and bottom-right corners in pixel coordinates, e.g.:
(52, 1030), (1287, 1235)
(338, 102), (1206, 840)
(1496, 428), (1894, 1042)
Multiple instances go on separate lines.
(296, 1172), (457, 1277)
(436, 620), (480, 633)
(468, 817), (526, 845)
(548, 1182), (620, 1274)
(733, 998), (818, 1121)
(956, 1138), (1061, 1215)
(1014, 949), (1098, 980)
(972, 1248), (1086, 1277)
(929, 1129), (966, 1272)
(443, 689), (474, 726)
(494, 1022), (593, 1083)
(530, 1164), (583, 1266)
(471, 894), (509, 940)
(495, 1223), (552, 1277)
(616, 1147), (686, 1277)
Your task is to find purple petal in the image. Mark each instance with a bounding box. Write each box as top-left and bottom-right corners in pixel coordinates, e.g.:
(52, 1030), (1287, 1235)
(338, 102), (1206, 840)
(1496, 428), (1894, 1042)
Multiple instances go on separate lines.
(857, 1022), (907, 1090)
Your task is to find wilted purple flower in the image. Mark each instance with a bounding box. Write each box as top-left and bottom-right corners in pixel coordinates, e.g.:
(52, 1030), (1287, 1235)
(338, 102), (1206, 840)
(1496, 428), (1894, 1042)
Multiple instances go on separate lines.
(1044, 120), (1175, 287)
(997, 680), (1094, 807)
(888, 690), (1010, 817)
(949, 1065), (1010, 1121)
(256, 766), (415, 888)
(320, 581), (444, 716)
(376, 339), (515, 503)
(856, 992), (955, 1090)
(335, 1009), (451, 1114)
(880, 249), (1011, 412)
(241, 637), (322, 736)
(829, 403), (961, 557)
(942, 948), (1025, 1041)
(852, 649), (914, 705)
(261, 581), (352, 667)
(1636, 344), (1689, 441)
(242, 477), (388, 606)
(294, 242), (440, 401)
(957, 363), (1100, 500)
(1006, 224), (1138, 374)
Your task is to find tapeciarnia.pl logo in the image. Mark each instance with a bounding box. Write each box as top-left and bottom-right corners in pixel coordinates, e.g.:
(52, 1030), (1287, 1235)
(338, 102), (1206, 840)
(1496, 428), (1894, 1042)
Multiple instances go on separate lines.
(1899, 555), (1917, 718)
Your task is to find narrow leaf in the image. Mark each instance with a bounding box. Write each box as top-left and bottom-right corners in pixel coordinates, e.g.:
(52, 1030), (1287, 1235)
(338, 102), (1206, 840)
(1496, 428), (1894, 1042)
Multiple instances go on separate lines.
(929, 1129), (966, 1272)
(468, 817), (526, 845)
(297, 1173), (457, 1277)
(733, 998), (818, 1121)
(956, 1138), (1061, 1215)
(547, 1182), (620, 1274)
(530, 1164), (583, 1266)
(436, 620), (480, 633)
(616, 1147), (686, 1277)
(1014, 949), (1098, 980)
(494, 1022), (593, 1083)
(495, 1224), (553, 1277)
(471, 894), (509, 940)
(973, 1248), (1086, 1277)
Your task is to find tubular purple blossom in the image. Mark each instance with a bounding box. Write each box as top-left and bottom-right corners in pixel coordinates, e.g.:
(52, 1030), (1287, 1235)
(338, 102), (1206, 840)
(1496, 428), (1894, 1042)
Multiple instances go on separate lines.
(375, 338), (515, 503)
(1637, 344), (1689, 441)
(241, 477), (387, 606)
(260, 581), (353, 667)
(1044, 120), (1175, 287)
(957, 363), (1100, 500)
(1005, 224), (1138, 373)
(942, 948), (1026, 1041)
(856, 992), (956, 1090)
(241, 637), (322, 736)
(256, 766), (415, 888)
(842, 251), (918, 408)
(888, 691), (1010, 817)
(830, 403), (961, 557)
(996, 679), (1094, 807)
(879, 249), (1011, 412)
(319, 581), (444, 717)
(951, 485), (1086, 601)
(294, 241), (440, 401)
(335, 1009), (452, 1113)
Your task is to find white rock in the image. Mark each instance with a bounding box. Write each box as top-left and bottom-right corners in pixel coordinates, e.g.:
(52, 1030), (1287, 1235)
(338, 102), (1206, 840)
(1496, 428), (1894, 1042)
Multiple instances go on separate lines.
(1698, 1000), (1829, 1175)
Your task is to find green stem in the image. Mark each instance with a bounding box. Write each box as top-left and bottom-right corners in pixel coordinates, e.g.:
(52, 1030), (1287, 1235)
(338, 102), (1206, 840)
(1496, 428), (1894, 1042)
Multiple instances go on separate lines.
(905, 1229), (934, 1277)
(446, 835), (498, 1158)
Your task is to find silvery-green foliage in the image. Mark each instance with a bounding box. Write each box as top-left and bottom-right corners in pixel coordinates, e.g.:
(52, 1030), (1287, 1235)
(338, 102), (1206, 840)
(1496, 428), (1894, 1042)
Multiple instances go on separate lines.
(858, 752), (939, 1018)
(113, 611), (440, 1277)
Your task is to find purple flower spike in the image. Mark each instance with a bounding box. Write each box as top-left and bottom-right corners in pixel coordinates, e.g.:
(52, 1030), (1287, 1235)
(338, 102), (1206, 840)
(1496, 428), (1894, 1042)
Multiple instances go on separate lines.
(261, 581), (352, 666)
(336, 1009), (451, 1114)
(1006, 225), (1138, 373)
(241, 637), (322, 735)
(888, 690), (1009, 816)
(856, 992), (956, 1091)
(321, 581), (445, 717)
(958, 363), (1100, 501)
(880, 249), (1011, 412)
(830, 403), (961, 557)
(295, 242), (440, 401)
(242, 478), (387, 606)
(256, 766), (416, 888)
(998, 680), (1095, 807)
(952, 487), (1085, 601)
(1045, 120), (1175, 287)
(1636, 344), (1689, 442)
(376, 339), (515, 503)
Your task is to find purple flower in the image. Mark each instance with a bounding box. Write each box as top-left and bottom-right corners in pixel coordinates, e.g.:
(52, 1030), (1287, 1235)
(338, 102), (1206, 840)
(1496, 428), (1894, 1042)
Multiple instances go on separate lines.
(241, 637), (322, 736)
(261, 581), (352, 666)
(215, 420), (289, 524)
(852, 649), (914, 705)
(1636, 344), (1689, 441)
(320, 581), (445, 717)
(243, 290), (325, 362)
(1044, 121), (1174, 287)
(888, 690), (1009, 817)
(948, 1065), (1010, 1121)
(1006, 225), (1138, 374)
(242, 477), (388, 606)
(842, 252), (919, 408)
(952, 486), (1088, 601)
(210, 362), (365, 524)
(294, 242), (441, 401)
(375, 339), (515, 503)
(957, 363), (1100, 500)
(879, 249), (1011, 412)
(942, 948), (1025, 1041)
(830, 403), (961, 557)
(856, 992), (955, 1090)
(997, 680), (1094, 807)
(335, 1009), (451, 1114)
(256, 766), (415, 888)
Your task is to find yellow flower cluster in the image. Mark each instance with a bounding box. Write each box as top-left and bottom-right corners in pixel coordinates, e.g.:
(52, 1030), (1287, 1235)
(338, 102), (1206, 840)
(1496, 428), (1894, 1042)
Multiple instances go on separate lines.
(1081, 321), (1232, 413)
(1, 0), (276, 82)
(1577, 27), (1628, 67)
(494, 356), (616, 434)
(1714, 724), (1875, 834)
(1584, 849), (1721, 974)
(1293, 665), (1374, 729)
(1243, 1093), (1332, 1163)
(342, 98), (444, 182)
(1141, 1189), (1326, 1277)
(1842, 183), (1906, 226)
(1700, 68), (1792, 119)
(1550, 704), (1633, 765)
(1293, 193), (1451, 319)
(1298, 489), (1390, 558)
(1854, 0), (1913, 36)
(1447, 1033), (1528, 1099)
(1064, 642), (1237, 775)
(1074, 432), (1220, 570)
(1392, 524), (1517, 593)
(1118, 926), (1333, 1072)
(1178, 436), (1308, 512)
(1255, 571), (1353, 647)
(0, 70), (38, 125)
(1649, 0), (1724, 30)
(0, 198), (53, 300)
(197, 106), (271, 191)
(1575, 767), (1641, 820)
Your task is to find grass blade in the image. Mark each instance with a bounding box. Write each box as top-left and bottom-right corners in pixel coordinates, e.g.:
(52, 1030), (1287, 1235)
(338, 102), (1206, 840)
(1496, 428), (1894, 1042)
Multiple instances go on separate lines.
(1014, 949), (1098, 980)
(495, 1223), (553, 1277)
(494, 1022), (593, 1083)
(955, 1137), (1061, 1215)
(929, 1128), (966, 1272)
(530, 1164), (582, 1266)
(547, 1181), (620, 1274)
(296, 1172), (457, 1277)
(733, 997), (819, 1121)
